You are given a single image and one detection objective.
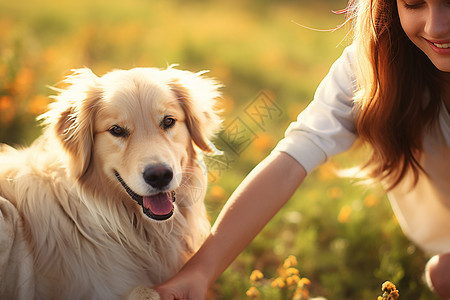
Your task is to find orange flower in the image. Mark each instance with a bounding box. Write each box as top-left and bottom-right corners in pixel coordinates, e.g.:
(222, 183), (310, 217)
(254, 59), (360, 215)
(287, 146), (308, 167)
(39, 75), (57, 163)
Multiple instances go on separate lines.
(0, 95), (15, 126)
(299, 277), (311, 286)
(286, 275), (300, 286)
(338, 205), (352, 223)
(253, 132), (274, 152)
(28, 95), (49, 115)
(209, 185), (226, 200)
(283, 255), (298, 268)
(13, 68), (35, 96)
(250, 270), (264, 282)
(286, 267), (299, 276)
(364, 194), (379, 207)
(0, 95), (13, 111)
(271, 277), (286, 289)
(246, 286), (260, 299)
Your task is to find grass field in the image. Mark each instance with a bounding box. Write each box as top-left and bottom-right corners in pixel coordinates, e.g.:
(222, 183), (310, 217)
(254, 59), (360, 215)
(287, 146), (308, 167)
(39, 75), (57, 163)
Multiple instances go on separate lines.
(0, 0), (440, 299)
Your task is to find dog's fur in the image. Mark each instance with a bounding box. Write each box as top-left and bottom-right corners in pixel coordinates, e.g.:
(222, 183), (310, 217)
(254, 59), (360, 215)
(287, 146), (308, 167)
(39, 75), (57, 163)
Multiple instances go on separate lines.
(0, 67), (221, 299)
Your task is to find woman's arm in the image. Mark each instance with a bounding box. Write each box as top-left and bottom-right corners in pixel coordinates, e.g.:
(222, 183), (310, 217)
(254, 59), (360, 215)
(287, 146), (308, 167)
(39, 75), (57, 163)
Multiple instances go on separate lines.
(155, 151), (306, 300)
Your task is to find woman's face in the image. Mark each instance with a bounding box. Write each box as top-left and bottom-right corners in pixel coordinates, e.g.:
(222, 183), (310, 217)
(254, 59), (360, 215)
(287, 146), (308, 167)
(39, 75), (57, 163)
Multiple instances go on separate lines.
(397, 0), (450, 72)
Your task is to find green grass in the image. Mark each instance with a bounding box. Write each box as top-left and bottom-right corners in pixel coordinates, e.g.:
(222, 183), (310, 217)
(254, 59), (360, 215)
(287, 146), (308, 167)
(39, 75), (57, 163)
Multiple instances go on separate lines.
(0, 0), (439, 299)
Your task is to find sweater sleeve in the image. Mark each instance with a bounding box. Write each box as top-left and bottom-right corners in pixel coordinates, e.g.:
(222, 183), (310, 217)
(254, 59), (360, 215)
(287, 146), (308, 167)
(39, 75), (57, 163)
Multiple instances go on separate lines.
(273, 45), (358, 173)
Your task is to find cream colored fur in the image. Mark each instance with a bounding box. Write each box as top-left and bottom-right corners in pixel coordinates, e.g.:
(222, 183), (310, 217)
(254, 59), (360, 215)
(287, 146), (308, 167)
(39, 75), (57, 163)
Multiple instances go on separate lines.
(0, 67), (221, 300)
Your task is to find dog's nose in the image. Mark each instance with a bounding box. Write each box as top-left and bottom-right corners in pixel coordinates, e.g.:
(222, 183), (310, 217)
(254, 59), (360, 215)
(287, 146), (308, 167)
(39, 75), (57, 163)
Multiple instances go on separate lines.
(143, 165), (173, 189)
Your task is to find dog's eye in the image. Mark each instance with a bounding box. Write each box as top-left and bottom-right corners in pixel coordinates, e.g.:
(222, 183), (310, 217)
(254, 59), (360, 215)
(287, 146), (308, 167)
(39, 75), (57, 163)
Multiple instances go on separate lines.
(161, 116), (176, 130)
(109, 125), (128, 137)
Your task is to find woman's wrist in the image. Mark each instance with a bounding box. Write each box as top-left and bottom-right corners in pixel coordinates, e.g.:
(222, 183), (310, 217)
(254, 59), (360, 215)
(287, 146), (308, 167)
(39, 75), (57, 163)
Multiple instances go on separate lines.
(179, 235), (220, 287)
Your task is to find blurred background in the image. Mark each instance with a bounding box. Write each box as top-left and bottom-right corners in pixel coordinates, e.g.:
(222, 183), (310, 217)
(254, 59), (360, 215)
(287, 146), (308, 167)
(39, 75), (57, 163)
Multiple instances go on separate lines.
(0, 0), (438, 299)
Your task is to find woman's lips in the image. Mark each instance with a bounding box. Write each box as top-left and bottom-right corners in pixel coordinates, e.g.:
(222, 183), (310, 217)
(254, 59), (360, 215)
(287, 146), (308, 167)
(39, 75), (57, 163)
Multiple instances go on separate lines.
(425, 39), (450, 54)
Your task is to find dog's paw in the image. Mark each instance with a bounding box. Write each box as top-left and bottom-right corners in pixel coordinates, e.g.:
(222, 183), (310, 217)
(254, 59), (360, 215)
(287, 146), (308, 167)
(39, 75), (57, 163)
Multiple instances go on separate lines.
(125, 286), (161, 300)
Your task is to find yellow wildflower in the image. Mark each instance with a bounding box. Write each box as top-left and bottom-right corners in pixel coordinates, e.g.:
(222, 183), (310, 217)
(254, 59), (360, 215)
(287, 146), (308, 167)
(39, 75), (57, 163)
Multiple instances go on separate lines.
(338, 205), (352, 223)
(378, 281), (399, 300)
(250, 270), (264, 282)
(283, 255), (298, 268)
(286, 267), (299, 276)
(253, 132), (275, 152)
(299, 277), (311, 287)
(364, 194), (379, 207)
(246, 286), (260, 299)
(271, 277), (286, 289)
(286, 275), (300, 286)
(13, 68), (34, 96)
(209, 185), (226, 200)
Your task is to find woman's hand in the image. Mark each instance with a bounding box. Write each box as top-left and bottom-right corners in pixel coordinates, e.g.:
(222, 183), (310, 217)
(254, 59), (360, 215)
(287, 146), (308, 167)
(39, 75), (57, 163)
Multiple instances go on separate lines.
(153, 267), (209, 300)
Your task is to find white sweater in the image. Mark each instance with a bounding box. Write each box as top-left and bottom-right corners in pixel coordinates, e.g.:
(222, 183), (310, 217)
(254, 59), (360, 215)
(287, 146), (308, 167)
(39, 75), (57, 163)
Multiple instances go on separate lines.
(273, 45), (450, 255)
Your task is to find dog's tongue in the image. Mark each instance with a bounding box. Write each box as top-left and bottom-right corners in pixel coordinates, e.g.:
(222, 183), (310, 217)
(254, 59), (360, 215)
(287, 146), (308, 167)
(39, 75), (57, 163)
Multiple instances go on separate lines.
(143, 193), (173, 216)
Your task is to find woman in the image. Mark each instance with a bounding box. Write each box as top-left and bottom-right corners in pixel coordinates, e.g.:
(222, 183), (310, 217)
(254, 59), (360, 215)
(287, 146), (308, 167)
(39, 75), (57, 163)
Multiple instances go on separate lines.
(156, 0), (450, 298)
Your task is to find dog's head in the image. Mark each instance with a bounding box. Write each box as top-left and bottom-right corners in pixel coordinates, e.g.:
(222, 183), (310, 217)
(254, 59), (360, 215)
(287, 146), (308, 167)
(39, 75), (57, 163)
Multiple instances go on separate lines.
(43, 67), (221, 221)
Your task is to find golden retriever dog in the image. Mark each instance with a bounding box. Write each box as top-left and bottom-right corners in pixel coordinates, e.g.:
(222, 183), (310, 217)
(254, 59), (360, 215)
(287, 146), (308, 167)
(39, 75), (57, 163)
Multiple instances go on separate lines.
(0, 67), (221, 299)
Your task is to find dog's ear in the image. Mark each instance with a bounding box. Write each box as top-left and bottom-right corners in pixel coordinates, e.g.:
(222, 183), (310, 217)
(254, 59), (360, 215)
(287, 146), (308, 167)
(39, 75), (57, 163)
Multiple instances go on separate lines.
(42, 68), (102, 180)
(168, 68), (222, 153)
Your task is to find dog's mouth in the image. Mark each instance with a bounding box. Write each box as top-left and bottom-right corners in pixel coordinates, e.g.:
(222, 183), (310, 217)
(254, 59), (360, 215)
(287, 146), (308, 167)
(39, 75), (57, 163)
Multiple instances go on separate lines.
(114, 171), (176, 221)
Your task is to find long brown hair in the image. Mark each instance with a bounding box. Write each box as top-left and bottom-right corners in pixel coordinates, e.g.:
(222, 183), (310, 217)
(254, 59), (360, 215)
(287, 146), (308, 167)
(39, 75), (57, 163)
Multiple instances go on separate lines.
(347, 0), (444, 190)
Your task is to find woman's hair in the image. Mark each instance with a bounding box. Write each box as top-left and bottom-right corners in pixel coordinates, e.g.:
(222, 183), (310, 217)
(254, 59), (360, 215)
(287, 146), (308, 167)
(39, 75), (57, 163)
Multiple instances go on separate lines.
(346, 0), (444, 190)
